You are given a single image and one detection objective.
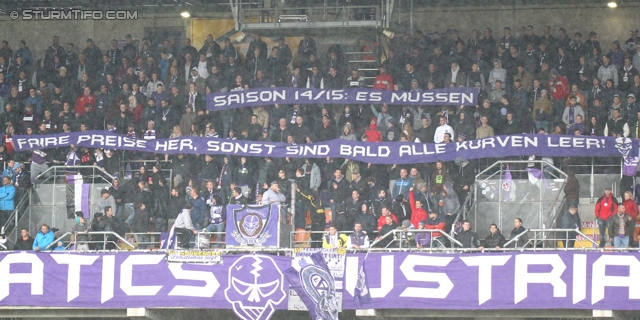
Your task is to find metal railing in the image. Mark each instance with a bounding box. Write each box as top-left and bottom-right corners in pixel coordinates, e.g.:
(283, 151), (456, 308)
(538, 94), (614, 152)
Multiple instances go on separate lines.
(449, 186), (474, 238)
(3, 189), (31, 247)
(503, 228), (599, 249)
(240, 4), (383, 28)
(290, 230), (355, 248)
(370, 228), (463, 249)
(35, 165), (115, 185)
(45, 231), (135, 251)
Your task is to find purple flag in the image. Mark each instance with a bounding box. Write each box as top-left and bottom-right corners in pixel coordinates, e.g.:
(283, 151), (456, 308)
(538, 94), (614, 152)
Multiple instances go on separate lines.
(160, 230), (177, 249)
(285, 251), (339, 320)
(501, 165), (516, 202)
(353, 259), (371, 306)
(226, 204), (279, 247)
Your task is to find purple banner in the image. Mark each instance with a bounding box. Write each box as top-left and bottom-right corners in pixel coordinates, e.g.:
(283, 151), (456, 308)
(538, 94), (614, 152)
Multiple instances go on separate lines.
(207, 87), (478, 111)
(225, 204), (279, 247)
(12, 132), (635, 164)
(285, 251), (339, 320)
(0, 252), (291, 315)
(0, 252), (639, 311)
(343, 252), (640, 310)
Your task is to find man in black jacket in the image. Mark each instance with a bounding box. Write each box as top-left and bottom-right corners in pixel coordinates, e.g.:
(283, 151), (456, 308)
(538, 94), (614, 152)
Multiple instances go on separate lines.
(167, 187), (186, 227)
(508, 218), (528, 248)
(560, 205), (581, 248)
(12, 228), (34, 250)
(479, 224), (505, 250)
(455, 220), (479, 248)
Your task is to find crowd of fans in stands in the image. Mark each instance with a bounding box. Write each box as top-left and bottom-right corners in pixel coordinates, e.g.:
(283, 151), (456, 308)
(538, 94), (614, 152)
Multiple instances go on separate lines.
(0, 23), (638, 249)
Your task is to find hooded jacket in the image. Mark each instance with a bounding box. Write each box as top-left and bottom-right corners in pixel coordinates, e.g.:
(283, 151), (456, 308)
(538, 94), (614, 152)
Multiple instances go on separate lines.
(488, 59), (506, 89)
(365, 118), (383, 142)
(547, 69), (569, 101)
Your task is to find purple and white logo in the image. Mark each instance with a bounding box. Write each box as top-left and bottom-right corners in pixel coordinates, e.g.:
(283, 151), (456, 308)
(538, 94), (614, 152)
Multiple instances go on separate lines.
(300, 264), (339, 319)
(615, 137), (633, 157)
(231, 205), (273, 245)
(225, 255), (285, 320)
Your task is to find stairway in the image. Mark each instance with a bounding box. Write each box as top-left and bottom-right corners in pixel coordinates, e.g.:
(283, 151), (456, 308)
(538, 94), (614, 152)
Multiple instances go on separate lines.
(344, 38), (379, 88)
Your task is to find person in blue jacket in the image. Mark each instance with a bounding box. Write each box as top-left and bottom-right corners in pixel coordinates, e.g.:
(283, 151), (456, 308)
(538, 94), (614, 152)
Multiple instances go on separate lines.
(33, 224), (55, 251)
(0, 176), (15, 227)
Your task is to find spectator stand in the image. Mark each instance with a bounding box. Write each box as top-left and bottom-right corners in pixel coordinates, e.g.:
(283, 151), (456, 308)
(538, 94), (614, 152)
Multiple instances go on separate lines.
(28, 165), (114, 245)
(472, 160), (568, 240)
(119, 158), (173, 190)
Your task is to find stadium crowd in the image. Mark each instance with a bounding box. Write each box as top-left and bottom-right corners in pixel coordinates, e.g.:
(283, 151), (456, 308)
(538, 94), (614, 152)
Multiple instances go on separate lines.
(0, 22), (639, 250)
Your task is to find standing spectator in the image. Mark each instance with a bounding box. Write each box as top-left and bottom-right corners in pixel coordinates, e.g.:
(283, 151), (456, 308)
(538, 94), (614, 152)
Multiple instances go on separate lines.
(131, 202), (151, 249)
(598, 55), (618, 88)
(12, 228), (34, 250)
(392, 168), (415, 199)
(433, 116), (454, 143)
(560, 204), (581, 249)
(32, 224), (55, 251)
(548, 69), (569, 126)
(609, 206), (634, 248)
(375, 215), (397, 248)
(298, 35), (317, 69)
(408, 187), (427, 228)
(0, 176), (15, 227)
(508, 218), (528, 248)
(595, 187), (618, 247)
(187, 187), (206, 230)
(95, 189), (116, 217)
(563, 171), (579, 208)
(167, 187), (186, 227)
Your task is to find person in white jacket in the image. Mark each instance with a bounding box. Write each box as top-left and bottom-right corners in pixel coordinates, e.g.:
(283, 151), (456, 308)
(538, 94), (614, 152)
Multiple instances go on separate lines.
(261, 181), (286, 205)
(172, 202), (198, 249)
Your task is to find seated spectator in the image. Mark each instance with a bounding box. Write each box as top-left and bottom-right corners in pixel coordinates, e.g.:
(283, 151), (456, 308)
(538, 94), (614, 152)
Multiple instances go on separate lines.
(12, 228), (34, 250)
(425, 211), (446, 247)
(32, 223), (55, 251)
(346, 222), (370, 249)
(172, 202), (198, 249)
(322, 225), (348, 248)
(414, 220), (431, 248)
(479, 224), (505, 250)
(455, 220), (479, 248)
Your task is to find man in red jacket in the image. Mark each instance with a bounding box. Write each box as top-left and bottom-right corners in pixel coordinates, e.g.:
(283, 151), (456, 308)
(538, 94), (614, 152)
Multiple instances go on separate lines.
(74, 86), (96, 116)
(377, 206), (398, 231)
(547, 68), (569, 127)
(373, 65), (394, 90)
(409, 186), (428, 228)
(594, 187), (619, 247)
(425, 211), (446, 247)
